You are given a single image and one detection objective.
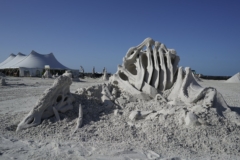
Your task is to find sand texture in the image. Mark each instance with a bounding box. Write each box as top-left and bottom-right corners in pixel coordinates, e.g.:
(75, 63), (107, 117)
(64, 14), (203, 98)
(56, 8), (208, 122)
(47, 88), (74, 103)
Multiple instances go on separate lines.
(226, 72), (240, 83)
(0, 77), (240, 159)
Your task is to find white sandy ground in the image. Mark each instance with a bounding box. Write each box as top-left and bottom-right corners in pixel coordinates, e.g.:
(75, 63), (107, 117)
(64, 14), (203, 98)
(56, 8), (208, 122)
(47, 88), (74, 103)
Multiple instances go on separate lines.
(0, 77), (240, 160)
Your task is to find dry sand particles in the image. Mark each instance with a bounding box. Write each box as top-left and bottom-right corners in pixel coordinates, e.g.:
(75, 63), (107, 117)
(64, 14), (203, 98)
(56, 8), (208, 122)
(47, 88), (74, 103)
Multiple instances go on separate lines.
(1, 38), (240, 159)
(226, 72), (240, 83)
(0, 76), (239, 160)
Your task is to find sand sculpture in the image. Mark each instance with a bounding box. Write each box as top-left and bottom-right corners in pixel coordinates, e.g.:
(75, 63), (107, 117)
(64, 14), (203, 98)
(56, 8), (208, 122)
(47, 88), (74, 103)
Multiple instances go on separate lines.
(63, 70), (81, 82)
(80, 66), (84, 74)
(92, 67), (95, 74)
(79, 66), (85, 78)
(16, 37), (240, 132)
(110, 37), (240, 126)
(17, 75), (75, 131)
(110, 37), (180, 99)
(63, 70), (72, 79)
(0, 77), (6, 86)
(103, 67), (106, 74)
(102, 68), (108, 81)
(43, 70), (52, 78)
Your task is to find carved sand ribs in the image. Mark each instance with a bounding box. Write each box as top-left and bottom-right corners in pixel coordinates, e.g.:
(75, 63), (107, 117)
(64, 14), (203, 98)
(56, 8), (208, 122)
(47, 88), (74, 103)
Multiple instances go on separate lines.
(110, 38), (180, 98)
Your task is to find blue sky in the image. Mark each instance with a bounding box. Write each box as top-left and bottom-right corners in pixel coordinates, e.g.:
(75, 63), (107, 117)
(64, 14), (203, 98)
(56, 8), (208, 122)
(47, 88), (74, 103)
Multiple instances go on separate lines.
(0, 0), (239, 76)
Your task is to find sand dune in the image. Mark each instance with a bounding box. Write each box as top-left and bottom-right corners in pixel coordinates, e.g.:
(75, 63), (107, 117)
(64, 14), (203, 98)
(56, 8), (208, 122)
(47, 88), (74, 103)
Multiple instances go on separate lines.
(226, 72), (240, 83)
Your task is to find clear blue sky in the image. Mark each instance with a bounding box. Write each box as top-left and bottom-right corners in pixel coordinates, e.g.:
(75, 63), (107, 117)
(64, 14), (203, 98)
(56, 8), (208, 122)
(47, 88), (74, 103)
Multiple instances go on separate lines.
(0, 0), (239, 76)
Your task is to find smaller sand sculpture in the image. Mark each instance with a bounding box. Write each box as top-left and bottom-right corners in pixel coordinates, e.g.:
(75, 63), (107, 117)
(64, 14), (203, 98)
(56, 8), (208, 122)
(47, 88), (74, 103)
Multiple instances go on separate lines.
(80, 66), (85, 78)
(43, 70), (52, 78)
(63, 70), (81, 82)
(80, 66), (84, 74)
(17, 75), (75, 131)
(102, 67), (106, 74)
(91, 66), (95, 78)
(0, 77), (6, 86)
(63, 70), (72, 79)
(102, 68), (108, 81)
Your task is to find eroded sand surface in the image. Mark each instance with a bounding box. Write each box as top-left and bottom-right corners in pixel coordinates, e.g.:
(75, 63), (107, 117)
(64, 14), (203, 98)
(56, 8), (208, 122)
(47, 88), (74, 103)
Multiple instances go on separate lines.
(0, 77), (240, 159)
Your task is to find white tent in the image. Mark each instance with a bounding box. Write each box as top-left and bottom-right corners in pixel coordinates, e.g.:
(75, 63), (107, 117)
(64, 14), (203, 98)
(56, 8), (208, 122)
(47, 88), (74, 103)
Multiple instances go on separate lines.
(0, 50), (71, 77)
(0, 53), (27, 69)
(0, 53), (16, 68)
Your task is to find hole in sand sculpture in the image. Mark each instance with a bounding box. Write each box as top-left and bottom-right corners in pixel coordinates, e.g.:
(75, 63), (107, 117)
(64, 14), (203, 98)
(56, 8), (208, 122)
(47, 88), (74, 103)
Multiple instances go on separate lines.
(64, 97), (68, 102)
(171, 57), (175, 65)
(164, 56), (168, 69)
(151, 45), (155, 51)
(157, 52), (160, 67)
(113, 80), (118, 85)
(119, 71), (128, 81)
(151, 54), (155, 68)
(162, 49), (166, 54)
(142, 46), (147, 52)
(27, 117), (34, 124)
(141, 54), (148, 69)
(156, 95), (162, 101)
(56, 95), (62, 102)
(126, 64), (137, 75)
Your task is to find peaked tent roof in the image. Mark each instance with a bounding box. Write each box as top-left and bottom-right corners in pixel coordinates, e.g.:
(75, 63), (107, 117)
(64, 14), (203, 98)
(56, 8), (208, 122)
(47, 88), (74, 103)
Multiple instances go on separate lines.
(0, 51), (70, 70)
(0, 53), (16, 68)
(0, 53), (27, 69)
(10, 50), (69, 70)
(226, 72), (240, 83)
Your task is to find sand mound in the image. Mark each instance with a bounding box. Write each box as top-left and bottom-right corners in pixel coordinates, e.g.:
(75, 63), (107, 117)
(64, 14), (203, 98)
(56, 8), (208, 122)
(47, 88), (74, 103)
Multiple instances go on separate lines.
(1, 77), (240, 159)
(6, 82), (240, 159)
(226, 72), (240, 83)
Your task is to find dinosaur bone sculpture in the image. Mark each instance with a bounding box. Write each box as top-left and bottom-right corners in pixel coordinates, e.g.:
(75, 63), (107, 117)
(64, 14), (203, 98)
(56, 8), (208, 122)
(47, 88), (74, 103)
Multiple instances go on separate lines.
(110, 38), (240, 125)
(17, 75), (75, 131)
(110, 37), (180, 99)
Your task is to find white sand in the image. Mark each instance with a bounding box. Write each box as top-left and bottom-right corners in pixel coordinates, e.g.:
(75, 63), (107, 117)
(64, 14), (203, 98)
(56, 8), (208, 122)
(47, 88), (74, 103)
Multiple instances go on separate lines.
(0, 77), (240, 159)
(226, 72), (240, 83)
